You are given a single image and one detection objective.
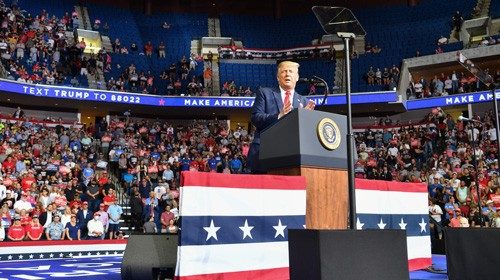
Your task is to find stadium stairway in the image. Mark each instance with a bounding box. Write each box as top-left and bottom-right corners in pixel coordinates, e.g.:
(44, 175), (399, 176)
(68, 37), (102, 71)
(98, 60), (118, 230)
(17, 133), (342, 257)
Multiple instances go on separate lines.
(101, 36), (113, 52)
(111, 173), (134, 236)
(335, 57), (346, 93)
(73, 6), (85, 30)
(208, 17), (221, 37)
(81, 6), (92, 30)
(209, 61), (221, 95)
(475, 0), (491, 18)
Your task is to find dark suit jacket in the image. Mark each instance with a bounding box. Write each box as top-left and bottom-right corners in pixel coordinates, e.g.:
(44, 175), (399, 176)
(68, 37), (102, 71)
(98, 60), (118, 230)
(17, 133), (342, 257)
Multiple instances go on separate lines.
(12, 109), (25, 119)
(248, 87), (308, 172)
(77, 209), (93, 230)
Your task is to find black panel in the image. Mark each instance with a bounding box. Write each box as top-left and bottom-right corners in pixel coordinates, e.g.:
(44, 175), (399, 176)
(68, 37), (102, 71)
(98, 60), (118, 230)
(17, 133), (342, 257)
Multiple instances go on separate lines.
(121, 233), (178, 280)
(289, 229), (409, 280)
(445, 228), (500, 280)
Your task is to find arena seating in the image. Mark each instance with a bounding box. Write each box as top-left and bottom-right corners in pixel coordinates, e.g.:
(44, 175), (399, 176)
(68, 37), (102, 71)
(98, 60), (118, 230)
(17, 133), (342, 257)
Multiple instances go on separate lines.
(20, 0), (77, 17)
(218, 1), (475, 93)
(87, 4), (207, 93)
(220, 14), (324, 49)
(350, 0), (474, 92)
(491, 0), (500, 19)
(2, 0), (479, 96)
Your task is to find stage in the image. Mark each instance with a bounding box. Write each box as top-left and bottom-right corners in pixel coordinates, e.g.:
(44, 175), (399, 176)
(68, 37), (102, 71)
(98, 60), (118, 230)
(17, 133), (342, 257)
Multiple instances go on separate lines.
(0, 254), (448, 279)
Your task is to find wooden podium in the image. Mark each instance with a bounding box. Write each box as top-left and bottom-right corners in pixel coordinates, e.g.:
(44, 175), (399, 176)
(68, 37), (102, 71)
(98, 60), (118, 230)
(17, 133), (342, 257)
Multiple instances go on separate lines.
(259, 109), (348, 229)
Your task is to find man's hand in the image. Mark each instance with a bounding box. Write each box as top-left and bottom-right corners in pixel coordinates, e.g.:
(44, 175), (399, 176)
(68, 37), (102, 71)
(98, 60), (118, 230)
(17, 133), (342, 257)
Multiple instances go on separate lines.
(305, 100), (315, 110)
(278, 101), (292, 119)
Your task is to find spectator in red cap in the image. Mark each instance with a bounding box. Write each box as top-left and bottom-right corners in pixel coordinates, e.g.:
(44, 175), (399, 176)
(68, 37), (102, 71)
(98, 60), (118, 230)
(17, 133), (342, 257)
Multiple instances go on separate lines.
(87, 212), (104, 239)
(26, 215), (44, 241)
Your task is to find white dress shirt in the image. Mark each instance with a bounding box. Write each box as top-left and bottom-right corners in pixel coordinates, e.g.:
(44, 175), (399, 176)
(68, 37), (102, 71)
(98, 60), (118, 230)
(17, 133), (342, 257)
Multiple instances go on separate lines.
(87, 219), (104, 237)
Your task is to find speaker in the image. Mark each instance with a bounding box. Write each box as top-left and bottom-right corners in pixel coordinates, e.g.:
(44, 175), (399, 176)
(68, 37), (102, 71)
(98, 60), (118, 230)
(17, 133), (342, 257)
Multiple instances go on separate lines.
(445, 228), (499, 280)
(288, 229), (409, 280)
(121, 233), (178, 280)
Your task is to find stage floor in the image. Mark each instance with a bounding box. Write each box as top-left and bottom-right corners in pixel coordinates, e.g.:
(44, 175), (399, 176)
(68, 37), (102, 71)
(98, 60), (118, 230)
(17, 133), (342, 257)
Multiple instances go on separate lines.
(0, 254), (448, 279)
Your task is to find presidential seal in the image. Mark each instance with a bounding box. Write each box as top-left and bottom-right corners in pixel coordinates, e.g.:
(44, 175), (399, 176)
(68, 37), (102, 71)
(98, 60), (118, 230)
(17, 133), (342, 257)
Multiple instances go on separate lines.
(317, 118), (341, 150)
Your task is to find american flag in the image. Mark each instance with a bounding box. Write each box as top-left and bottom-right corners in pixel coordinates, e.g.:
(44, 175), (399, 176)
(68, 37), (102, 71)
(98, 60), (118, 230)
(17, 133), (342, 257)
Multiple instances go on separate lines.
(175, 172), (306, 280)
(355, 179), (432, 271)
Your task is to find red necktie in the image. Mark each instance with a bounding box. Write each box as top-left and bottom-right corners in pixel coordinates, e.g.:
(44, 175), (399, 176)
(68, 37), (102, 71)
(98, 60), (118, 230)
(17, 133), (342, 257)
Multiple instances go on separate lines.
(284, 91), (291, 108)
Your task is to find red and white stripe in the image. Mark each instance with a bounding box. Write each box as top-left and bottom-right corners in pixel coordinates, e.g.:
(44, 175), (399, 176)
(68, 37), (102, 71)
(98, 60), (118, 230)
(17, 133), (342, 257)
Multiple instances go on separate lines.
(356, 179), (432, 271)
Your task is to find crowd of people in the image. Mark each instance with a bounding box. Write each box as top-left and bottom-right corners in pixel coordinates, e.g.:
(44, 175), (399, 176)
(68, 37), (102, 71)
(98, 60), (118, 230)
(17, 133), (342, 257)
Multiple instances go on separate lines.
(221, 80), (253, 97)
(353, 108), (500, 236)
(0, 113), (129, 241)
(2, 100), (500, 243)
(104, 117), (250, 233)
(217, 42), (334, 61)
(104, 54), (207, 96)
(365, 65), (400, 89)
(0, 1), (95, 87)
(0, 110), (249, 240)
(407, 69), (500, 99)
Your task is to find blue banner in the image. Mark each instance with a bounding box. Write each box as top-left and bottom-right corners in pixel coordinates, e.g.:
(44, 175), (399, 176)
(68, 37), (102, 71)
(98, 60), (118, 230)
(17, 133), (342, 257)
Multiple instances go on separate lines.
(0, 79), (398, 108)
(406, 90), (500, 110)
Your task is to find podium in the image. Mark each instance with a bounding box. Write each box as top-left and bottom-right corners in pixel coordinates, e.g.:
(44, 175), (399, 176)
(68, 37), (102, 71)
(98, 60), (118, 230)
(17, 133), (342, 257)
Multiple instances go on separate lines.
(260, 109), (348, 229)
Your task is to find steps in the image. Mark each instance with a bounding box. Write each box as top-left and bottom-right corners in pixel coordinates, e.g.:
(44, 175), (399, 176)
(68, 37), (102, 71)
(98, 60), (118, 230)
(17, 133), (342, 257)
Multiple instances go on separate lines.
(205, 17), (222, 95)
(208, 18), (220, 37)
(491, 19), (500, 35)
(451, 0), (491, 42)
(82, 6), (92, 30)
(472, 0), (491, 18)
(334, 57), (346, 93)
(214, 18), (221, 37)
(191, 40), (201, 56)
(73, 6), (85, 30)
(205, 61), (221, 95)
(101, 36), (113, 52)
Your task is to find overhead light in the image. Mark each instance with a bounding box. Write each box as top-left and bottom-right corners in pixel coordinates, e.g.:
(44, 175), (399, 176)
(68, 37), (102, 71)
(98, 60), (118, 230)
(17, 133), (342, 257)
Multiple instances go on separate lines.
(6, 98), (10, 101)
(87, 117), (91, 119)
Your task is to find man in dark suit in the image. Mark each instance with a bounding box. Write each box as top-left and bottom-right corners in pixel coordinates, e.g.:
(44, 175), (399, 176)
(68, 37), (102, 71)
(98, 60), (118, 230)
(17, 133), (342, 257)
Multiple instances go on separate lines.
(12, 106), (25, 119)
(248, 61), (315, 173)
(77, 201), (93, 238)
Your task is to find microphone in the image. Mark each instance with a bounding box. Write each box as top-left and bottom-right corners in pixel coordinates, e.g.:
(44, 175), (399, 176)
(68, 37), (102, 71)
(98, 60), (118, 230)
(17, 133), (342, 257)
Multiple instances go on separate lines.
(311, 75), (329, 106)
(298, 77), (317, 83)
(458, 116), (479, 122)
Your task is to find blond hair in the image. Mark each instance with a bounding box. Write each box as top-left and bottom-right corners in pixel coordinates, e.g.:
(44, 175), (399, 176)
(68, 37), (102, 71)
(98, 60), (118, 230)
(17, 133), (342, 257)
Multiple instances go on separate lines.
(277, 61), (300, 73)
